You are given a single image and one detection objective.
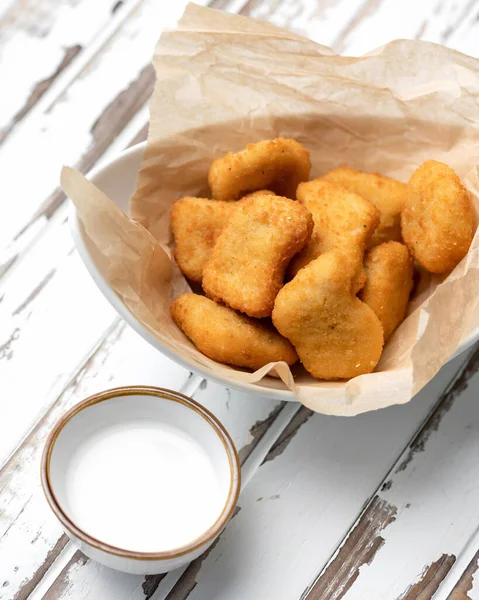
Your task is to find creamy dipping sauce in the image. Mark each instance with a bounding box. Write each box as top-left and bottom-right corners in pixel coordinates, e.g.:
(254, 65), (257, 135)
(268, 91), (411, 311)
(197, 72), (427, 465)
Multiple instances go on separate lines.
(64, 421), (223, 552)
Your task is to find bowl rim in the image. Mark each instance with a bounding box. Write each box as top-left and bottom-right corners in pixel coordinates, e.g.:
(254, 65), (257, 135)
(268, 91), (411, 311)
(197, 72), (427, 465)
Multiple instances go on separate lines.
(41, 385), (241, 560)
(68, 142), (296, 401)
(68, 142), (477, 407)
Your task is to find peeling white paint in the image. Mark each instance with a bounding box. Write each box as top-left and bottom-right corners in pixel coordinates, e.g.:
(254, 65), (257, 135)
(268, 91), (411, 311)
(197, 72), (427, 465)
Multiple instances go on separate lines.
(470, 559), (479, 600)
(0, 0), (119, 128)
(2, 0), (479, 599)
(0, 0), (191, 253)
(170, 356), (466, 600)
(341, 361), (479, 600)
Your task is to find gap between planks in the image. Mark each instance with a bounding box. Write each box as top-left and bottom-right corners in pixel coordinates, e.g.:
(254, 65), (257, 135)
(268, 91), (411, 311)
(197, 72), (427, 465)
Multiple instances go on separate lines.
(301, 344), (479, 600)
(0, 0), (142, 146)
(1, 0), (213, 269)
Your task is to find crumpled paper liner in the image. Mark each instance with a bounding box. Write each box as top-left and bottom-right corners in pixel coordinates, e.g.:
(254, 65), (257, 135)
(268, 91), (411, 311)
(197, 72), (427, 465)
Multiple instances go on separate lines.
(62, 3), (479, 416)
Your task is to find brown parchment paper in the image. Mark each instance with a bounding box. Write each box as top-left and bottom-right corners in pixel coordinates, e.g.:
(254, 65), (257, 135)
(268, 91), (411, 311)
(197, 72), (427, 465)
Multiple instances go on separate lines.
(62, 3), (479, 416)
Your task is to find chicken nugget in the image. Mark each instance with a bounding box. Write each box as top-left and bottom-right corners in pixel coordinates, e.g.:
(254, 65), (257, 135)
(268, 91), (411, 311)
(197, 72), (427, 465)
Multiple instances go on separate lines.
(401, 160), (474, 273)
(171, 293), (297, 369)
(203, 193), (313, 318)
(272, 252), (384, 380)
(288, 180), (379, 278)
(208, 138), (311, 201)
(171, 196), (236, 282)
(240, 189), (277, 200)
(322, 167), (406, 248)
(361, 242), (414, 340)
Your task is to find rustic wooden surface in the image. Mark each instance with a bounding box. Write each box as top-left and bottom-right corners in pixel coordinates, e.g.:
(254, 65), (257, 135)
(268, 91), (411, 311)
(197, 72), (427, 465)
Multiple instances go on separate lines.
(1, 0), (479, 599)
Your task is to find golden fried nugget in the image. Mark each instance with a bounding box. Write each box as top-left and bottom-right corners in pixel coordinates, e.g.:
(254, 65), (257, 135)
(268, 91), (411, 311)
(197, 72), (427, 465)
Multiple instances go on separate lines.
(272, 252), (384, 380)
(352, 262), (368, 295)
(171, 196), (235, 282)
(240, 189), (276, 200)
(322, 167), (406, 248)
(208, 138), (311, 200)
(401, 160), (474, 273)
(361, 242), (414, 340)
(171, 293), (298, 369)
(288, 180), (379, 278)
(203, 193), (313, 318)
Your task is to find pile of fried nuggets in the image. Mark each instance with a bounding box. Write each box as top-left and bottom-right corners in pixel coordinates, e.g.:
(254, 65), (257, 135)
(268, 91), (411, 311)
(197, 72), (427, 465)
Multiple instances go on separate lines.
(170, 138), (475, 381)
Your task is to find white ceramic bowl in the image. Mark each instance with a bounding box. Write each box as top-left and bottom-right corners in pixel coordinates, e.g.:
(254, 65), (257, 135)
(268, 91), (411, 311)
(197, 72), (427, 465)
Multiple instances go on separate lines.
(69, 142), (479, 402)
(41, 386), (240, 574)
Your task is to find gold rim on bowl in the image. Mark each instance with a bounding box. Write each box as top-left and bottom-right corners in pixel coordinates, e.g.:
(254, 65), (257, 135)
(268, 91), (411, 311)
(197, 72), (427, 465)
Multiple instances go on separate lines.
(41, 385), (241, 560)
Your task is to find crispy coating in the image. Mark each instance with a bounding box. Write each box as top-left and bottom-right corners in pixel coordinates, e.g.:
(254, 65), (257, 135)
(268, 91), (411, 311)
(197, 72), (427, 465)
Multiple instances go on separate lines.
(352, 262), (368, 295)
(361, 242), (414, 340)
(171, 196), (235, 282)
(208, 138), (311, 201)
(288, 180), (379, 278)
(322, 167), (406, 248)
(240, 189), (277, 200)
(203, 193), (313, 318)
(171, 293), (298, 369)
(401, 160), (474, 273)
(272, 252), (384, 380)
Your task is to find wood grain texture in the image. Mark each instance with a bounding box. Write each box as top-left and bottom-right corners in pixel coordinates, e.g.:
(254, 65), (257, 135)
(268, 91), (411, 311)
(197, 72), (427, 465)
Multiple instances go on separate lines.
(447, 552), (479, 600)
(337, 0), (479, 55)
(0, 0), (125, 143)
(398, 555), (456, 600)
(11, 540), (69, 600)
(0, 322), (191, 600)
(33, 64), (154, 224)
(0, 219), (119, 465)
(304, 497), (397, 600)
(0, 0), (199, 261)
(242, 0), (372, 49)
(2, 1), (479, 600)
(162, 356), (467, 600)
(328, 345), (479, 600)
(304, 346), (479, 600)
(0, 44), (82, 145)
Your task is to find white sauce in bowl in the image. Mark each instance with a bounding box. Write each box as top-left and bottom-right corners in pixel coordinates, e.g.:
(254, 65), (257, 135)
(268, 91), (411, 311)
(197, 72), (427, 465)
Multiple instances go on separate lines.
(64, 421), (223, 552)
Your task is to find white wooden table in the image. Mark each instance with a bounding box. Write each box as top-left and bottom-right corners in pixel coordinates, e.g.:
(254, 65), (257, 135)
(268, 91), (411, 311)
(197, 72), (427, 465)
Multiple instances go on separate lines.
(1, 1), (479, 598)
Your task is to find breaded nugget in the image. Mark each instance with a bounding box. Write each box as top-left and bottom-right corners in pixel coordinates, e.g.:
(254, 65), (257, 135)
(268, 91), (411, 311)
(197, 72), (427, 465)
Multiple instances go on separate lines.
(208, 138), (311, 200)
(401, 160), (474, 273)
(171, 196), (235, 282)
(272, 252), (384, 380)
(322, 167), (406, 248)
(288, 180), (379, 278)
(203, 193), (313, 318)
(361, 242), (414, 340)
(352, 261), (368, 295)
(240, 189), (276, 200)
(171, 293), (297, 369)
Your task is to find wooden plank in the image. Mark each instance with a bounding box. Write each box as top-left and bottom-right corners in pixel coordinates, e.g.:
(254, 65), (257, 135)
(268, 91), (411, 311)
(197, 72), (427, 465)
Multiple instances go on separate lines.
(0, 322), (192, 600)
(0, 0), (207, 264)
(337, 0), (479, 55)
(0, 0), (131, 144)
(2, 1), (479, 600)
(447, 551), (479, 600)
(0, 112), (149, 466)
(156, 354), (468, 600)
(0, 216), (117, 465)
(238, 0), (371, 48)
(302, 496), (398, 600)
(300, 345), (479, 600)
(30, 384), (285, 600)
(443, 1), (479, 57)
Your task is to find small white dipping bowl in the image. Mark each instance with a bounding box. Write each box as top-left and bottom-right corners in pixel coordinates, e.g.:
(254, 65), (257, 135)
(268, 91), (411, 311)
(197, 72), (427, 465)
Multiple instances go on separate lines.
(41, 386), (240, 574)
